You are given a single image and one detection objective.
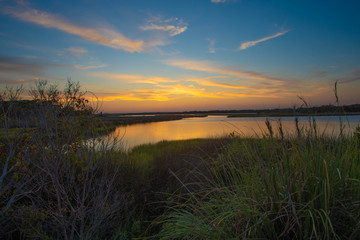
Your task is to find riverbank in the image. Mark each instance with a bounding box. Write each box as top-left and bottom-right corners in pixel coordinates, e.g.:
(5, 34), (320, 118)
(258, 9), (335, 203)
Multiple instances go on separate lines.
(227, 111), (360, 118)
(98, 103), (360, 127)
(98, 113), (207, 127)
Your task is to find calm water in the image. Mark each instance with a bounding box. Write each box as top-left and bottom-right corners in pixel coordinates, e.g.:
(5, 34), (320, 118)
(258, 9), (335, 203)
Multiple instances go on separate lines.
(102, 115), (360, 150)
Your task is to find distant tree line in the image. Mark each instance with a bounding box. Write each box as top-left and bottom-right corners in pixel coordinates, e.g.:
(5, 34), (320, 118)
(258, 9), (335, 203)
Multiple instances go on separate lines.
(178, 104), (360, 116)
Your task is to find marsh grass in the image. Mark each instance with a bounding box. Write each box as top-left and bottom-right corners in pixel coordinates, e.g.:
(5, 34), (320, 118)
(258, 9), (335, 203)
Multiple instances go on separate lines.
(157, 119), (360, 239)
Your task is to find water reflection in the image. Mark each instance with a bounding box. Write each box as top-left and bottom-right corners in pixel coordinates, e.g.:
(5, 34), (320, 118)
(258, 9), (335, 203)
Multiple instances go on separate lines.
(104, 115), (360, 150)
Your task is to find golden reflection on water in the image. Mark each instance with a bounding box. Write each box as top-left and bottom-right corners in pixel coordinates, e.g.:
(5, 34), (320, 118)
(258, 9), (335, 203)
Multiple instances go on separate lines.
(107, 116), (360, 150)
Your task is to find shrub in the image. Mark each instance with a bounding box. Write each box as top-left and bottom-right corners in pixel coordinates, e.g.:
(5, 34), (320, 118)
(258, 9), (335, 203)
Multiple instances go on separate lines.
(0, 80), (130, 239)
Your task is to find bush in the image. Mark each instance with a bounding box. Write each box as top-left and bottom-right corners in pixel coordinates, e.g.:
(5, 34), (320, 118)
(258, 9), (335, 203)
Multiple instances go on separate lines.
(0, 80), (131, 239)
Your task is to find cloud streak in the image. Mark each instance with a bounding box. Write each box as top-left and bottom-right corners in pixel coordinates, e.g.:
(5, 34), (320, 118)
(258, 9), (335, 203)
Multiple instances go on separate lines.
(188, 77), (253, 89)
(0, 57), (45, 85)
(89, 71), (296, 103)
(140, 16), (188, 37)
(165, 59), (286, 82)
(0, 57), (44, 76)
(239, 30), (289, 50)
(90, 72), (174, 84)
(66, 47), (88, 58)
(92, 85), (225, 102)
(4, 7), (146, 53)
(57, 64), (106, 70)
(0, 77), (38, 85)
(0, 56), (107, 85)
(94, 90), (171, 102)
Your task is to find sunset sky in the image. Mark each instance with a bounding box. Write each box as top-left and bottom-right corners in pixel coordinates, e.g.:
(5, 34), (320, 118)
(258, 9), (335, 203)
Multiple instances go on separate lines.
(1, 0), (359, 113)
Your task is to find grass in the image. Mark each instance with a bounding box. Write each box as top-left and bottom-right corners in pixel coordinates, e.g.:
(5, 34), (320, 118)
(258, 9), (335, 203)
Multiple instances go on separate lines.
(156, 128), (360, 239)
(0, 125), (114, 141)
(0, 128), (27, 140)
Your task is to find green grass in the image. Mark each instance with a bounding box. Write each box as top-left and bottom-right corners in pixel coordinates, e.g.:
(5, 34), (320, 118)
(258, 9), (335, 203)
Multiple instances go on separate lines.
(0, 125), (114, 142)
(0, 128), (36, 141)
(156, 133), (360, 239)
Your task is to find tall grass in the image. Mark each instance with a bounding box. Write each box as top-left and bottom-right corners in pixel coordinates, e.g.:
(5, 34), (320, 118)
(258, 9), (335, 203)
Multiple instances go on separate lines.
(157, 123), (360, 239)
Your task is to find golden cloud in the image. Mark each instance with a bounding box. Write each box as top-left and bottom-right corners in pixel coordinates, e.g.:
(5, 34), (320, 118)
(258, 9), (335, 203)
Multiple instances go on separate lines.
(4, 7), (145, 53)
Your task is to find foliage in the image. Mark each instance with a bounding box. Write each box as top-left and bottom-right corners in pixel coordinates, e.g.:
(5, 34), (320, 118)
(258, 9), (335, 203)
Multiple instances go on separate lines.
(0, 80), (127, 239)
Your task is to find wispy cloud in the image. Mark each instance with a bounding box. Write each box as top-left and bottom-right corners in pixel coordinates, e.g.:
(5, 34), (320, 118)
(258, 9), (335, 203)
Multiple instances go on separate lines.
(207, 38), (216, 53)
(94, 90), (171, 102)
(339, 69), (360, 84)
(15, 0), (29, 6)
(140, 16), (188, 37)
(187, 77), (253, 89)
(90, 72), (174, 84)
(223, 92), (279, 98)
(91, 82), (285, 103)
(162, 58), (328, 99)
(165, 59), (285, 82)
(0, 56), (106, 85)
(211, 0), (228, 3)
(0, 56), (44, 76)
(93, 85), (225, 102)
(239, 30), (289, 50)
(3, 7), (146, 53)
(0, 77), (39, 85)
(0, 57), (44, 85)
(92, 72), (253, 90)
(66, 47), (88, 58)
(56, 64), (106, 70)
(89, 71), (295, 102)
(0, 57), (47, 86)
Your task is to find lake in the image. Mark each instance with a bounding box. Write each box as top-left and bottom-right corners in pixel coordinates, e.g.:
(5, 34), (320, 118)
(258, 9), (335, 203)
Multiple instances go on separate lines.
(102, 115), (360, 150)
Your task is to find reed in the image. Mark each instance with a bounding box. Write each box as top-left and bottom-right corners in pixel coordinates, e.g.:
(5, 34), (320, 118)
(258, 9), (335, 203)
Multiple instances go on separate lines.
(157, 122), (360, 239)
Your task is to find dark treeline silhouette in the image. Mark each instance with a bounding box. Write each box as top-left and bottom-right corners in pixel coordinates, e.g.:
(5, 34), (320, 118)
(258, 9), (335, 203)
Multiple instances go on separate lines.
(114, 103), (360, 117)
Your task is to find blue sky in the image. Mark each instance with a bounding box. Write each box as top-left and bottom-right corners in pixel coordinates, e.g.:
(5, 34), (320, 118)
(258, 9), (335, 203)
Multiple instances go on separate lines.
(0, 0), (359, 112)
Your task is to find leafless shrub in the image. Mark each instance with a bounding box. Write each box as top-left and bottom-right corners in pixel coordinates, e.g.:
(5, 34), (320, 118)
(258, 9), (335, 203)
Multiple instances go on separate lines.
(1, 80), (126, 239)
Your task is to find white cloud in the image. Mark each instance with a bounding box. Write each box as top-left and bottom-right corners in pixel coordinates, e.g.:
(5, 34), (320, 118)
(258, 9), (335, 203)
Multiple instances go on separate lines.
(211, 0), (227, 3)
(140, 16), (188, 37)
(239, 30), (289, 50)
(4, 7), (146, 53)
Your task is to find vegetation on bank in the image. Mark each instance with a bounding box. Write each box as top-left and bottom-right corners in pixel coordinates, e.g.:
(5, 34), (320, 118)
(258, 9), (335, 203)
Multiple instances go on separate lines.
(99, 113), (207, 129)
(1, 80), (360, 239)
(127, 104), (360, 118)
(226, 103), (360, 118)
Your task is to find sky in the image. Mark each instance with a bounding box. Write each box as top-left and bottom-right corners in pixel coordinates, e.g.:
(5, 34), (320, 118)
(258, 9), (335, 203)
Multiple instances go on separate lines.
(0, 0), (359, 113)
